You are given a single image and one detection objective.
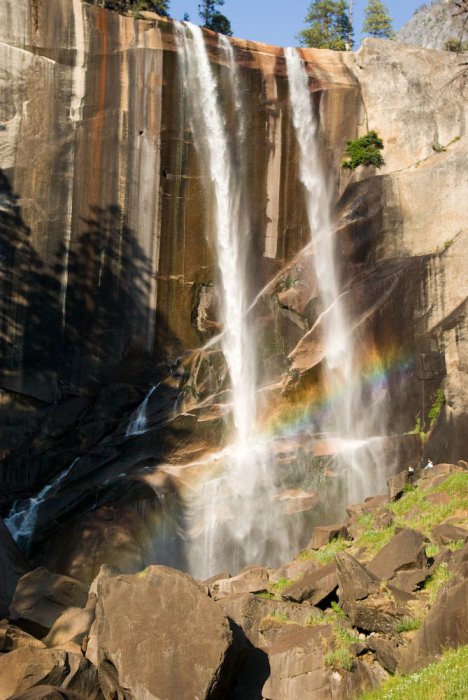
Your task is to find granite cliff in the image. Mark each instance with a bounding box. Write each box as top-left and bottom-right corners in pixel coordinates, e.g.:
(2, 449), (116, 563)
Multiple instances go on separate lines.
(0, 0), (467, 582)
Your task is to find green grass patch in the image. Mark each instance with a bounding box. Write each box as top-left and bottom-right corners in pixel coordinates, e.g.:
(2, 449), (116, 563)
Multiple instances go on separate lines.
(425, 543), (440, 558)
(395, 616), (421, 633)
(387, 472), (468, 537)
(360, 644), (468, 699)
(269, 577), (295, 594)
(424, 562), (452, 604)
(256, 591), (275, 599)
(325, 647), (354, 671)
(354, 525), (396, 556)
(448, 540), (466, 552)
(298, 537), (350, 564)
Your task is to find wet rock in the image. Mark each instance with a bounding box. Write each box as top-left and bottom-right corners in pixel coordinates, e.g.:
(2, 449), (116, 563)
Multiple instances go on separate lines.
(87, 565), (235, 700)
(0, 518), (29, 618)
(431, 522), (468, 546)
(281, 562), (338, 605)
(308, 522), (349, 550)
(9, 568), (88, 630)
(367, 529), (428, 580)
(0, 647), (99, 699)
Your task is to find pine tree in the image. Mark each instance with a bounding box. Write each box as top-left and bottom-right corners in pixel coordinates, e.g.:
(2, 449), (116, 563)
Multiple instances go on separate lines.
(362, 0), (395, 39)
(198, 0), (233, 36)
(298, 1), (353, 51)
(86, 1), (170, 17)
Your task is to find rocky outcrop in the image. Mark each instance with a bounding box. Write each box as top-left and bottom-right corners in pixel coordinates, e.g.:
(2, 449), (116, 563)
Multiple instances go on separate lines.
(0, 517), (29, 617)
(87, 565), (236, 699)
(397, 0), (468, 50)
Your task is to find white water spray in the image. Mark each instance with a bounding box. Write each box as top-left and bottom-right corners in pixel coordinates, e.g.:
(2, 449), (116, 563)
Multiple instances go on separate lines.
(126, 384), (158, 437)
(285, 49), (389, 502)
(176, 24), (290, 578)
(6, 457), (79, 553)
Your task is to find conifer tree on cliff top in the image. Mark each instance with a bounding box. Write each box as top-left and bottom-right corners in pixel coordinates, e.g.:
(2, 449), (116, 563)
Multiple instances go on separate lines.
(298, 1), (353, 51)
(362, 0), (395, 39)
(86, 1), (170, 16)
(199, 0), (233, 36)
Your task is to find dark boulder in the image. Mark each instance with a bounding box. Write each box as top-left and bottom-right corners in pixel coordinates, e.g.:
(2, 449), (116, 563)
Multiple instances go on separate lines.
(431, 522), (468, 546)
(368, 528), (428, 580)
(281, 562), (338, 605)
(0, 517), (29, 618)
(308, 522), (349, 550)
(87, 565), (236, 700)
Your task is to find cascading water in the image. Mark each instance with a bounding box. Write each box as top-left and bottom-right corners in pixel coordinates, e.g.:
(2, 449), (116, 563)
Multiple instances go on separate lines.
(126, 384), (158, 437)
(6, 457), (79, 554)
(175, 23), (291, 579)
(285, 48), (389, 502)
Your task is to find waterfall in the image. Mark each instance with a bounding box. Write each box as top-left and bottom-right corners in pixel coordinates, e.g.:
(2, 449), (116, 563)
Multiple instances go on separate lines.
(6, 457), (79, 554)
(285, 48), (388, 502)
(175, 23), (291, 578)
(126, 384), (158, 437)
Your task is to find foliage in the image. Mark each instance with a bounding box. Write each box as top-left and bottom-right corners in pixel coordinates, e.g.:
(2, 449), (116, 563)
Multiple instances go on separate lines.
(395, 616), (421, 633)
(362, 0), (395, 38)
(325, 647), (355, 671)
(198, 0), (233, 35)
(341, 131), (385, 170)
(269, 577), (295, 594)
(427, 388), (445, 425)
(424, 562), (452, 603)
(85, 0), (170, 16)
(263, 611), (290, 623)
(331, 600), (346, 618)
(354, 523), (395, 556)
(298, 537), (349, 563)
(297, 1), (353, 50)
(445, 37), (468, 51)
(361, 644), (468, 699)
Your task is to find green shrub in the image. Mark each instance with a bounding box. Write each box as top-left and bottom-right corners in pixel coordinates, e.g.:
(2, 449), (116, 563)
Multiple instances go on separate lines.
(325, 647), (354, 671)
(444, 38), (468, 52)
(342, 131), (385, 170)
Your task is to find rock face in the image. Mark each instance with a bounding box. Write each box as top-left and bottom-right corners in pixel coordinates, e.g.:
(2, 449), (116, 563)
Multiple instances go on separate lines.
(0, 517), (29, 617)
(397, 0), (468, 50)
(87, 565), (235, 699)
(0, 0), (466, 573)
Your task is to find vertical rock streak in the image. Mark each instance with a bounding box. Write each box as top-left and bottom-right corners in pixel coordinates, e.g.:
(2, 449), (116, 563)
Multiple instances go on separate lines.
(285, 49), (388, 500)
(176, 24), (287, 578)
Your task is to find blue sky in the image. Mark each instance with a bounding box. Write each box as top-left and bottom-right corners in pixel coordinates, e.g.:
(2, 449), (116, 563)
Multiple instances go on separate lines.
(169, 1), (424, 46)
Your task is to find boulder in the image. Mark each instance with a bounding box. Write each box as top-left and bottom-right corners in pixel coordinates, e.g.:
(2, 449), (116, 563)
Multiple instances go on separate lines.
(218, 593), (313, 649)
(87, 565), (235, 700)
(262, 625), (335, 700)
(386, 471), (409, 501)
(367, 529), (428, 580)
(270, 558), (320, 584)
(336, 554), (411, 634)
(0, 620), (46, 652)
(281, 563), (338, 605)
(308, 522), (348, 550)
(373, 509), (394, 530)
(391, 568), (430, 593)
(400, 576), (468, 672)
(431, 523), (468, 546)
(7, 687), (84, 700)
(42, 607), (95, 651)
(335, 553), (380, 601)
(367, 634), (401, 674)
(0, 647), (100, 700)
(211, 567), (269, 599)
(9, 569), (89, 630)
(0, 517), (29, 618)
